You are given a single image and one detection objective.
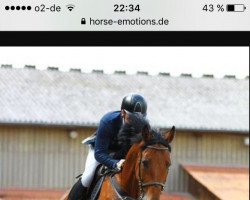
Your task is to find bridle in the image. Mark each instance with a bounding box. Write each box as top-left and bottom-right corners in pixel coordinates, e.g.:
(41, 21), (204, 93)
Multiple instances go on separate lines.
(110, 144), (170, 200)
(137, 144), (170, 200)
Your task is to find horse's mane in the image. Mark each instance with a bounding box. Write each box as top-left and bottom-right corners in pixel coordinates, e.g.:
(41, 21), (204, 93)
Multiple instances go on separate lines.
(113, 121), (171, 160)
(112, 123), (143, 159)
(143, 129), (172, 152)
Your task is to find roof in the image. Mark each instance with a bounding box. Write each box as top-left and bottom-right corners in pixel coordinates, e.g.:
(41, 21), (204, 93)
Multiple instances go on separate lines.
(182, 165), (249, 200)
(0, 67), (249, 132)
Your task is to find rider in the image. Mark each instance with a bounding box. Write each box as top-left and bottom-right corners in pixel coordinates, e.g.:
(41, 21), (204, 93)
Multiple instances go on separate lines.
(68, 93), (148, 200)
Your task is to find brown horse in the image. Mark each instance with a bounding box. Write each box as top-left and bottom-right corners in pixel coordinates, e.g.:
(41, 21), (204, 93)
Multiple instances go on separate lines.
(62, 125), (175, 200)
(98, 125), (175, 200)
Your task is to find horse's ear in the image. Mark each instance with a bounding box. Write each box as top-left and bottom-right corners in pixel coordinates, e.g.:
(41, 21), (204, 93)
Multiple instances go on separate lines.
(142, 124), (153, 143)
(162, 126), (175, 144)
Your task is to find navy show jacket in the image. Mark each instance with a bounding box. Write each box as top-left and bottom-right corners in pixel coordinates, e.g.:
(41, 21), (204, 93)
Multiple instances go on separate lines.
(84, 111), (123, 169)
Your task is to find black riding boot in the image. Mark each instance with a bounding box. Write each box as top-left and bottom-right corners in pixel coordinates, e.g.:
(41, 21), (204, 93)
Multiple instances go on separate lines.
(68, 178), (88, 200)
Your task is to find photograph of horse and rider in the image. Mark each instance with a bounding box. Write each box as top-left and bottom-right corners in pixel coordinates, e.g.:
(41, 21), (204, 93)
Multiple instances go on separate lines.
(64, 94), (175, 200)
(0, 47), (249, 200)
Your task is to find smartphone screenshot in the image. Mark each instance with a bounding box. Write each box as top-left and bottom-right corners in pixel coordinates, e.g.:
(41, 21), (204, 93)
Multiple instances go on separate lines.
(0, 0), (249, 199)
(0, 0), (249, 31)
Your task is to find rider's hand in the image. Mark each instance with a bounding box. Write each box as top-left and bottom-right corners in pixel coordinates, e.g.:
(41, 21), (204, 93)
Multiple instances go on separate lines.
(116, 159), (125, 170)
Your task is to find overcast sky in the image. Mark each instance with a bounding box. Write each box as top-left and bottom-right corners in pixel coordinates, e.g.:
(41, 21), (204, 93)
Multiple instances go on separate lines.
(0, 47), (249, 79)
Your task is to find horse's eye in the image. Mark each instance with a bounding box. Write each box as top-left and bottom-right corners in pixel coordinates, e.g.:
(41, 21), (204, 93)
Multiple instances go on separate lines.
(142, 159), (149, 168)
(166, 162), (171, 169)
(166, 160), (171, 166)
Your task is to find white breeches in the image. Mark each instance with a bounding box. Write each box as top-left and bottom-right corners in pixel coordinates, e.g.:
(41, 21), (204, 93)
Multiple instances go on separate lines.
(80, 145), (100, 187)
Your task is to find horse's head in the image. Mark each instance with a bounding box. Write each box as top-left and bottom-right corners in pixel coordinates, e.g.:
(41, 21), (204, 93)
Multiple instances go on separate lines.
(134, 125), (175, 200)
(116, 120), (175, 200)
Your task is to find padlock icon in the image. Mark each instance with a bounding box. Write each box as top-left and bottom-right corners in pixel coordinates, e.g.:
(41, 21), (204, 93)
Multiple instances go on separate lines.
(81, 18), (86, 25)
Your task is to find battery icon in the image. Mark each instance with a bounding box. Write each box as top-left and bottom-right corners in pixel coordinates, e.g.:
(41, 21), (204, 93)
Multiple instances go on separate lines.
(226, 4), (246, 12)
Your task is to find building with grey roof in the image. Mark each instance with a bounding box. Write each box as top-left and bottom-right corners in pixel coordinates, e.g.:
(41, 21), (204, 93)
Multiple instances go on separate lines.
(0, 66), (249, 196)
(0, 66), (248, 132)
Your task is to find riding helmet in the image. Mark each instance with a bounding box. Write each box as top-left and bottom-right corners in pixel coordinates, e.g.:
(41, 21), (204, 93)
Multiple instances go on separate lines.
(121, 93), (147, 116)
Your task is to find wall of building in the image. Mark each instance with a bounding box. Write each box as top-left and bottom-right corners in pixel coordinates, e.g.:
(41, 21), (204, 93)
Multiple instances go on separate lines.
(0, 126), (249, 192)
(0, 125), (95, 189)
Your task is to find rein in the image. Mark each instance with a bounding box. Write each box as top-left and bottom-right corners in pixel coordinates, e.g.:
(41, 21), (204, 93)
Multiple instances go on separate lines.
(110, 175), (136, 200)
(111, 144), (170, 200)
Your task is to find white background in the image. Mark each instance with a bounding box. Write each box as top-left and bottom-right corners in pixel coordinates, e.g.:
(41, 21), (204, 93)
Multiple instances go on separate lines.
(0, 47), (249, 78)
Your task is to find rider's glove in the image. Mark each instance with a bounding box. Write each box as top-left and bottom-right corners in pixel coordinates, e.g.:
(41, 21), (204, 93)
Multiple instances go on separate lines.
(116, 159), (125, 171)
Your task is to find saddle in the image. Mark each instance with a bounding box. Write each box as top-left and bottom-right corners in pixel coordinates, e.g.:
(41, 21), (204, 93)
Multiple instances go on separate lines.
(85, 164), (117, 200)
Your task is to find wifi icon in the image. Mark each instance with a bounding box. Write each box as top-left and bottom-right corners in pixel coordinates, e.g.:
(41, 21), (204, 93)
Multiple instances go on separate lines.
(66, 4), (75, 11)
